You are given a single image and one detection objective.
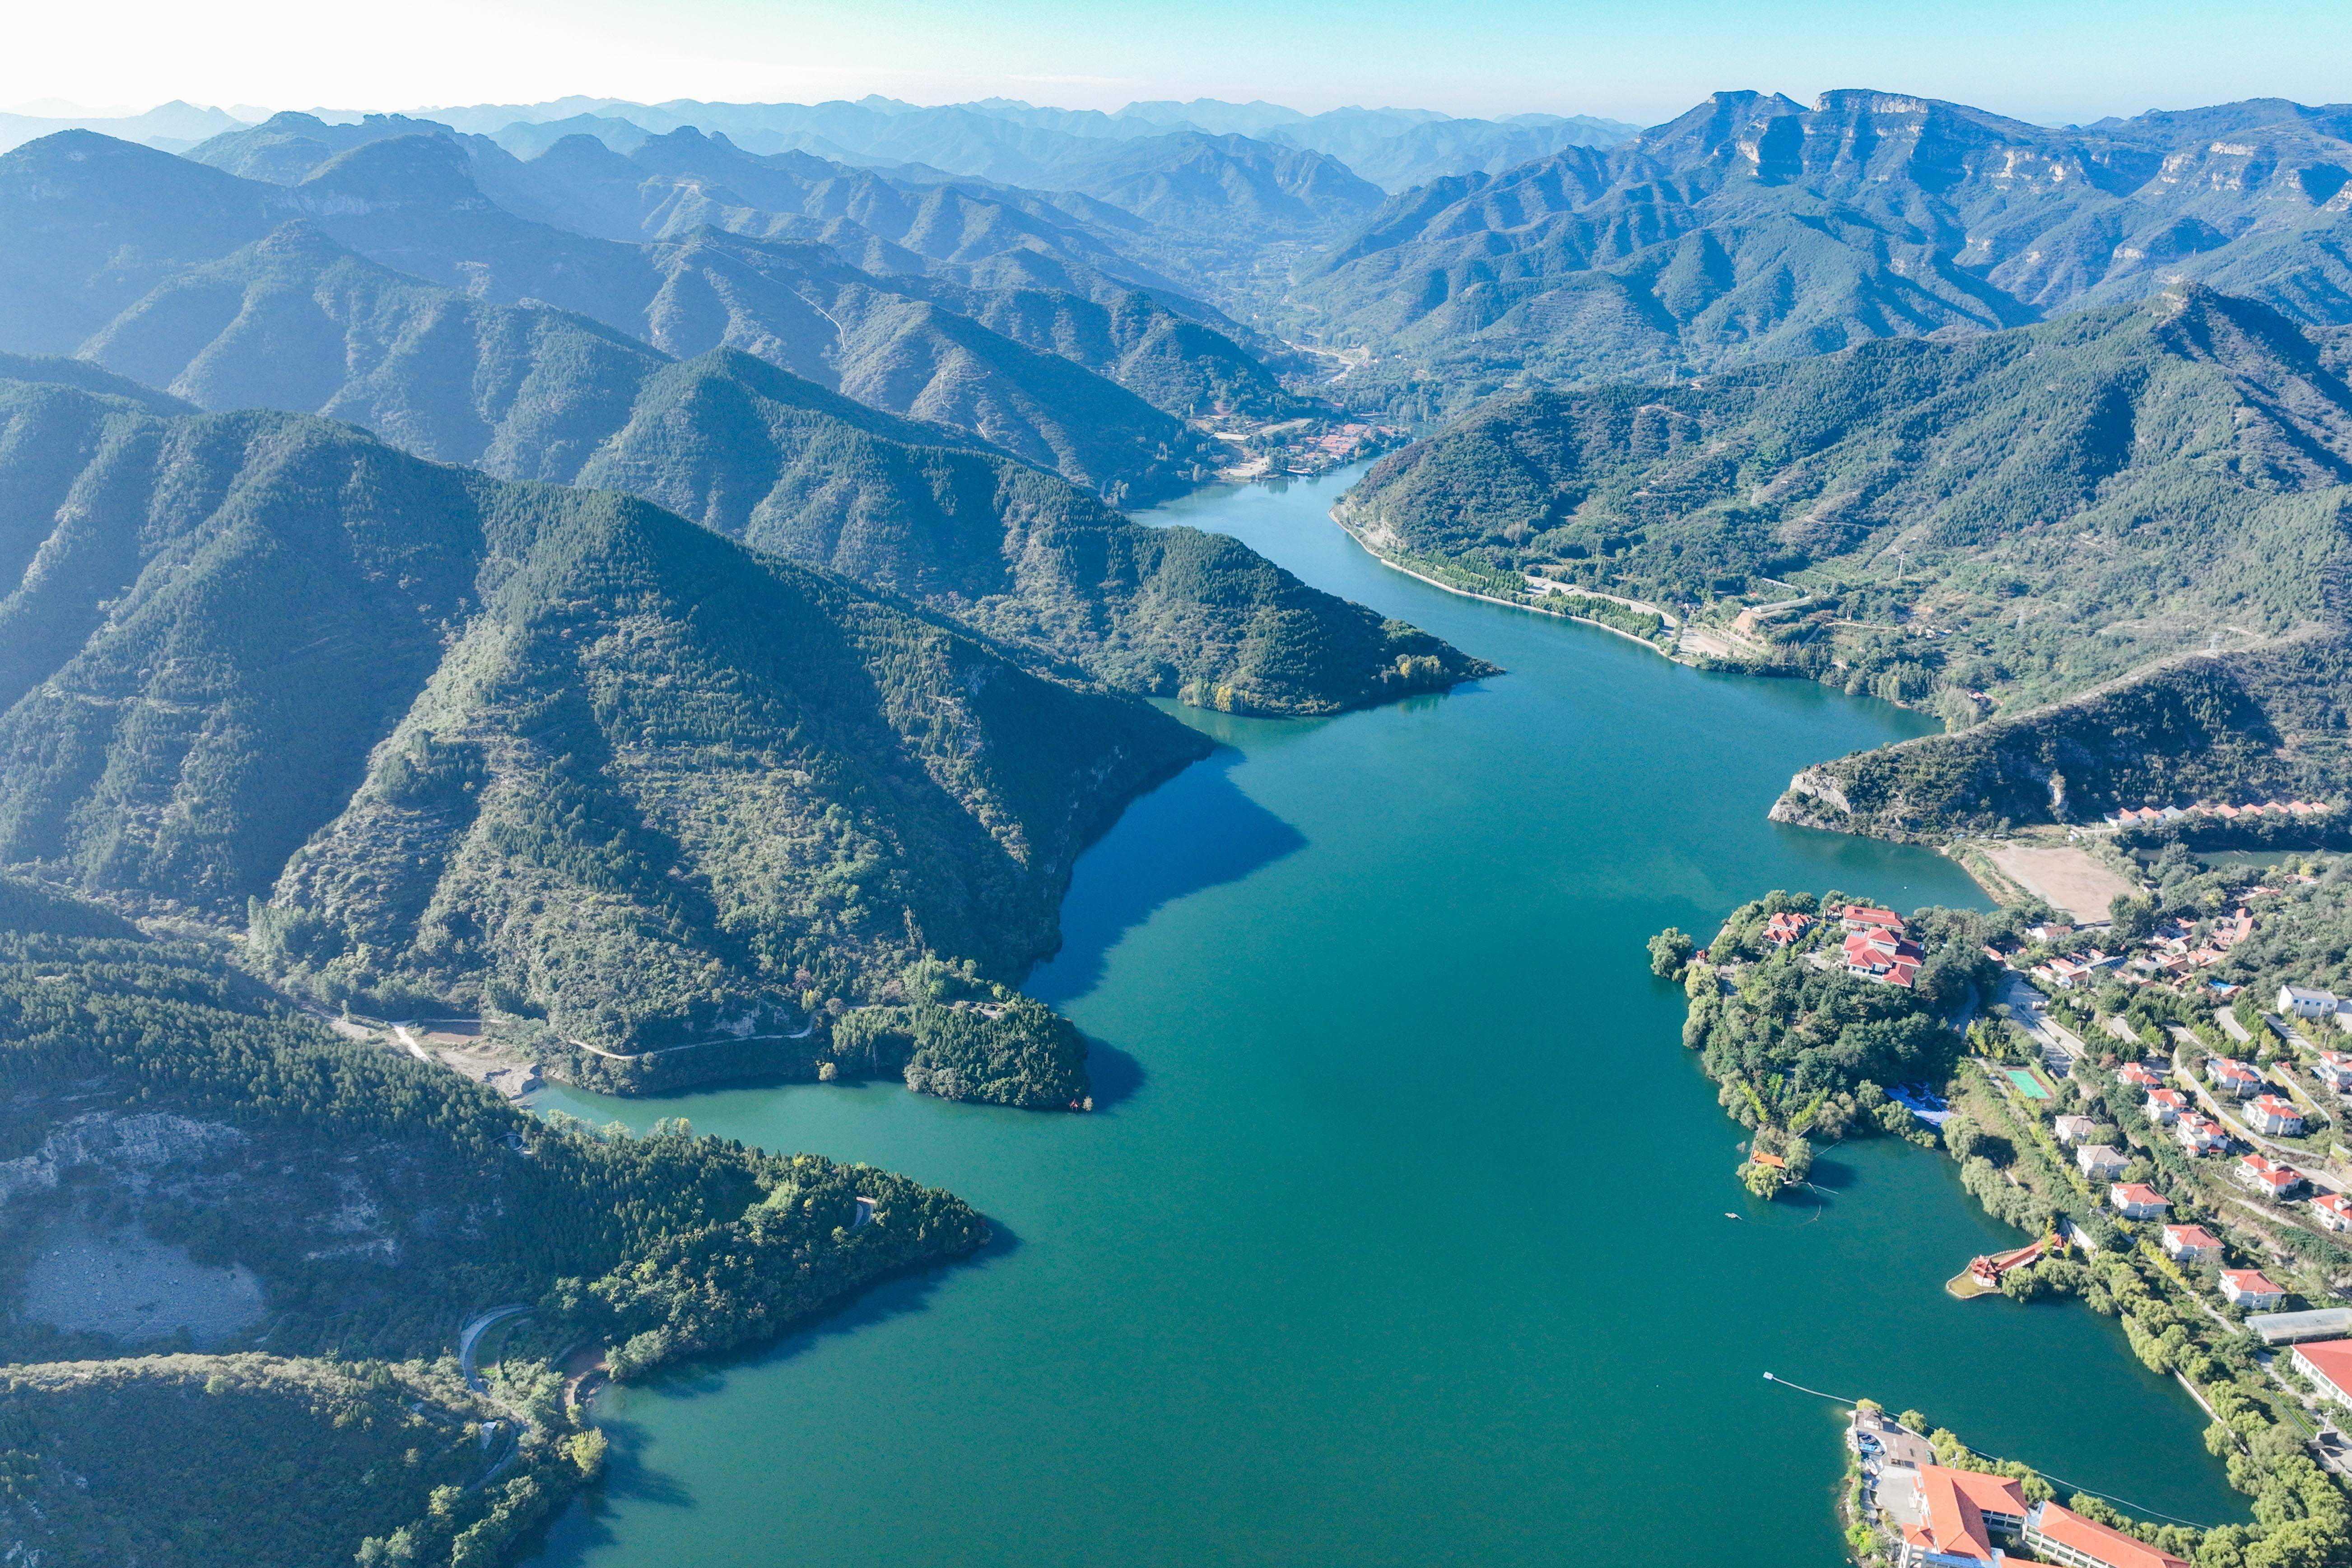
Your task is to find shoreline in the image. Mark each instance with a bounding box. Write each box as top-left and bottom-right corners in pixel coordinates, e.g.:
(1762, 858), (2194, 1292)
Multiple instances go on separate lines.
(1334, 523), (1684, 660)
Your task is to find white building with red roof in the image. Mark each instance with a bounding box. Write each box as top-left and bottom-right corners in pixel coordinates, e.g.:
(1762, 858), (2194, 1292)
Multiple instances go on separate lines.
(1841, 904), (1905, 935)
(2110, 1182), (2170, 1220)
(2238, 1154), (2307, 1200)
(2144, 1088), (2186, 1125)
(2294, 1338), (2352, 1406)
(2177, 1114), (2228, 1155)
(2024, 1500), (2191, 1568)
(2117, 1062), (2162, 1089)
(2314, 1193), (2352, 1234)
(2161, 1224), (2223, 1264)
(2315, 1052), (2352, 1091)
(2222, 1269), (2288, 1309)
(1844, 927), (1923, 988)
(1882, 1463), (2026, 1567)
(1763, 911), (1816, 946)
(2248, 1094), (2307, 1136)
(2208, 1058), (2263, 1098)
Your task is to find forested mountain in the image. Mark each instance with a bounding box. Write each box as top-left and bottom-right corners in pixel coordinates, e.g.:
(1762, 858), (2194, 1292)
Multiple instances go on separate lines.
(1297, 89), (2352, 421)
(0, 206), (1465, 706)
(193, 112), (1220, 313)
(0, 369), (1222, 1085)
(0, 361), (1482, 1070)
(451, 126), (1304, 412)
(1773, 631), (2352, 838)
(5, 127), (1234, 499)
(0, 871), (988, 1563)
(1343, 284), (2352, 712)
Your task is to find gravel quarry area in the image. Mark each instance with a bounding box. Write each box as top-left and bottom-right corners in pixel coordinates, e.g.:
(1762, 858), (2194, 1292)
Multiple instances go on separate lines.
(19, 1217), (265, 1347)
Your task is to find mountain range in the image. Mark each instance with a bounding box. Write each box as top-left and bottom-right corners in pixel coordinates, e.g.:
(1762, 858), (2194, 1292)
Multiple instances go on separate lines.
(0, 348), (1487, 1061)
(422, 94), (1639, 193)
(0, 128), (1261, 502)
(1296, 89), (2352, 422)
(0, 360), (1210, 1086)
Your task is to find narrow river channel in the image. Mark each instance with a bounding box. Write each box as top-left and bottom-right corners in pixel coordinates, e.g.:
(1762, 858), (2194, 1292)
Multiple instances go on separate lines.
(526, 464), (2242, 1568)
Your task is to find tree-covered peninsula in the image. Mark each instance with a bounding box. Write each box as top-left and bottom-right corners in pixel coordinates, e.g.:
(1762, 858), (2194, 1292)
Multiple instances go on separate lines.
(0, 871), (989, 1566)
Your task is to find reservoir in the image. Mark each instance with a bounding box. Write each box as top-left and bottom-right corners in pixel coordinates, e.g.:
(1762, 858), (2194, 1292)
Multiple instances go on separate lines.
(529, 465), (2242, 1567)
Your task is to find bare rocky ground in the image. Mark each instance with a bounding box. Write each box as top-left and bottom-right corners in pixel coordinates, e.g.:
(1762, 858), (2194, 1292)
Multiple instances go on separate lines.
(19, 1215), (264, 1345)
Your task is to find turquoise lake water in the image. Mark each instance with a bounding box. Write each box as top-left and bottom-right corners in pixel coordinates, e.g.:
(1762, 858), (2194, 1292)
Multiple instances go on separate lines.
(526, 466), (2242, 1567)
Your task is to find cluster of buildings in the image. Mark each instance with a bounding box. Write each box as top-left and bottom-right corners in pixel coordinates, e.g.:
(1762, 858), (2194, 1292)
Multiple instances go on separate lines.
(2021, 908), (2257, 994)
(2102, 799), (2332, 827)
(1756, 902), (1924, 986)
(1851, 1409), (2190, 1567)
(1837, 905), (1922, 988)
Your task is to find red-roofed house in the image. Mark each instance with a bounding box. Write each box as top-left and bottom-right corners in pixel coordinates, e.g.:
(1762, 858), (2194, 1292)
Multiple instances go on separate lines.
(1844, 928), (1923, 988)
(1764, 911), (1816, 947)
(2177, 1114), (2228, 1155)
(2316, 1052), (2352, 1091)
(1841, 904), (1906, 935)
(2208, 1058), (2263, 1098)
(2294, 1339), (2352, 1407)
(2024, 1500), (2191, 1568)
(1886, 1464), (2027, 1567)
(2249, 1095), (2307, 1136)
(2161, 1224), (2223, 1264)
(2110, 1182), (2170, 1219)
(2314, 1194), (2352, 1234)
(2238, 1154), (2307, 1200)
(2144, 1088), (2187, 1125)
(2118, 1062), (2162, 1089)
(2222, 1269), (2287, 1309)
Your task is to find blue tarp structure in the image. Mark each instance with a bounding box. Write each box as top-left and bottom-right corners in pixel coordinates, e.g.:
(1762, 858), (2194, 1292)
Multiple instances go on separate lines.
(1887, 1083), (1954, 1127)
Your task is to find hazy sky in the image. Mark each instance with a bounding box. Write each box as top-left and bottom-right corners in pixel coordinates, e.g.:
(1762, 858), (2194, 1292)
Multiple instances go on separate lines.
(9, 0), (2350, 127)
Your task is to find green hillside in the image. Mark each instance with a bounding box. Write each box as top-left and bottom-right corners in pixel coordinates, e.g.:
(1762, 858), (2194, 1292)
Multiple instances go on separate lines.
(1342, 287), (2352, 716)
(578, 351), (1493, 713)
(0, 872), (987, 1566)
(0, 130), (1240, 503)
(12, 225), (1481, 717)
(0, 372), (1215, 1094)
(0, 1355), (558, 1568)
(1772, 632), (2352, 839)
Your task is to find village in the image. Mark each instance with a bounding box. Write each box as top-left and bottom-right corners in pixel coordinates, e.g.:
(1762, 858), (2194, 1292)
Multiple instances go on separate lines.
(1799, 878), (2352, 1566)
(1197, 414), (1405, 480)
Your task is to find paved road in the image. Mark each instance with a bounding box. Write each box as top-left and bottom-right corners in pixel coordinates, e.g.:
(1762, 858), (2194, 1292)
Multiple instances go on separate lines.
(458, 1304), (532, 1394)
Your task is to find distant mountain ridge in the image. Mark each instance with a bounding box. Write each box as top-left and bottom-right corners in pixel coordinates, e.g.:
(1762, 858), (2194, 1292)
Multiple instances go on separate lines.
(1296, 88), (2352, 422)
(1, 128), (1248, 502)
(406, 94), (1639, 192)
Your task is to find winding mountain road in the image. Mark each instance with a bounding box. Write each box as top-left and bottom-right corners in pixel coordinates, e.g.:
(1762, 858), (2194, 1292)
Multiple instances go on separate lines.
(458, 1304), (532, 1393)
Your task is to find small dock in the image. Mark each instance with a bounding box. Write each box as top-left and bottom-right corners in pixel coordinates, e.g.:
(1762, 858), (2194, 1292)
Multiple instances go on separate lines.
(1947, 1238), (2048, 1299)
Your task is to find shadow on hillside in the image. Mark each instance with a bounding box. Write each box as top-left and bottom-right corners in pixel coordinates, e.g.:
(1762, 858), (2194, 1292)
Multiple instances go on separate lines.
(1027, 747), (1306, 1007)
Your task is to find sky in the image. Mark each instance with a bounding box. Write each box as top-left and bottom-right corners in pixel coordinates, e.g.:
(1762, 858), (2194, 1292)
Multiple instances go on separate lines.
(7, 0), (2351, 128)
